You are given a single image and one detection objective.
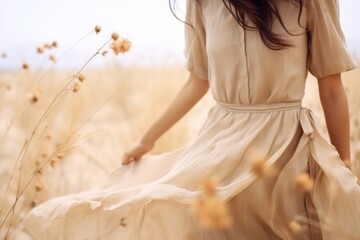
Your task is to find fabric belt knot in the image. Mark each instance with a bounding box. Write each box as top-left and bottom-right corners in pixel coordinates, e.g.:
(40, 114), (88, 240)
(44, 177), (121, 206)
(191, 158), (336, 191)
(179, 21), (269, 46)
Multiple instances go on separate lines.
(299, 107), (316, 138)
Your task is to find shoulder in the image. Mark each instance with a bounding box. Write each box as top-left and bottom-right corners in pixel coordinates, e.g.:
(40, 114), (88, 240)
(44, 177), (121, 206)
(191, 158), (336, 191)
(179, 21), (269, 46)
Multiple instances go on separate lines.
(307, 0), (340, 25)
(186, 0), (206, 25)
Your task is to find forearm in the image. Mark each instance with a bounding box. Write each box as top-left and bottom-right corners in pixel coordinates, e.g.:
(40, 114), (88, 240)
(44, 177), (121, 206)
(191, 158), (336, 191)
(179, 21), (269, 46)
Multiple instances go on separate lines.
(318, 74), (350, 161)
(141, 73), (209, 145)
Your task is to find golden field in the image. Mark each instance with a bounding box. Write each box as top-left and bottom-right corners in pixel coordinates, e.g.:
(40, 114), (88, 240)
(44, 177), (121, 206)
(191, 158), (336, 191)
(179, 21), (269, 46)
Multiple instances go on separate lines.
(0, 56), (359, 238)
(0, 64), (212, 239)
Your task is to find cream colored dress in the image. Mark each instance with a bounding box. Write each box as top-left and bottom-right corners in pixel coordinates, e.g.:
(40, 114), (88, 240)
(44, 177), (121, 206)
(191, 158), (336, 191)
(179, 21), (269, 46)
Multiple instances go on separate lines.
(24, 1), (359, 239)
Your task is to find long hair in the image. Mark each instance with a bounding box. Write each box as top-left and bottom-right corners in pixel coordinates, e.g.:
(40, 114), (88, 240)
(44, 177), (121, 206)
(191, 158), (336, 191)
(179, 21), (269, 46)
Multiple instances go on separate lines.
(170, 0), (306, 50)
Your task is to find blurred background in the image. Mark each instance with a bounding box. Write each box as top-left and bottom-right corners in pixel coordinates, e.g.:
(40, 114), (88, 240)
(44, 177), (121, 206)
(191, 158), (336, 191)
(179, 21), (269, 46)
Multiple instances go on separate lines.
(0, 0), (359, 70)
(0, 1), (359, 239)
(0, 0), (186, 69)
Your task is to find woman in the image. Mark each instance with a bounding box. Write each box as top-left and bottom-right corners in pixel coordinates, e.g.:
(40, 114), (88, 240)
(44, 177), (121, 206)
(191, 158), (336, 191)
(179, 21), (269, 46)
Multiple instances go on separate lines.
(25, 0), (359, 239)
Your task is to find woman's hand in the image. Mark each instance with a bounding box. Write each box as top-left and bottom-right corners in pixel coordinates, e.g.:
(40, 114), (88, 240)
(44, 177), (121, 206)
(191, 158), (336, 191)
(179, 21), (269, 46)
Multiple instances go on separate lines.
(122, 140), (154, 165)
(121, 73), (208, 165)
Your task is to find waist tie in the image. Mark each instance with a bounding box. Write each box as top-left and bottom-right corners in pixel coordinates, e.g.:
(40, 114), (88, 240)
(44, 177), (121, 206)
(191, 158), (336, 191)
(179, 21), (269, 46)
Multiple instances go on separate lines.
(216, 100), (316, 137)
(216, 101), (302, 113)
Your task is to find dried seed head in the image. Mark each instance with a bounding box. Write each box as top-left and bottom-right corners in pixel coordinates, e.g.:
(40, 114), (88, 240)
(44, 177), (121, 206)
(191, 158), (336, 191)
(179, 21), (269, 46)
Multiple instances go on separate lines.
(120, 39), (132, 52)
(35, 182), (44, 192)
(30, 95), (39, 104)
(101, 50), (108, 56)
(27, 86), (43, 104)
(95, 25), (101, 34)
(295, 173), (314, 192)
(250, 151), (278, 177)
(50, 159), (56, 168)
(37, 168), (43, 175)
(111, 32), (120, 41)
(110, 41), (121, 55)
(201, 178), (216, 196)
(289, 220), (302, 234)
(192, 177), (233, 230)
(45, 132), (52, 140)
(44, 43), (52, 49)
(37, 47), (44, 54)
(49, 54), (56, 62)
(77, 73), (85, 82)
(110, 38), (132, 55)
(73, 82), (81, 93)
(22, 62), (29, 70)
(30, 200), (37, 208)
(251, 157), (267, 177)
(57, 153), (64, 160)
(193, 195), (233, 229)
(52, 41), (58, 48)
(120, 217), (127, 227)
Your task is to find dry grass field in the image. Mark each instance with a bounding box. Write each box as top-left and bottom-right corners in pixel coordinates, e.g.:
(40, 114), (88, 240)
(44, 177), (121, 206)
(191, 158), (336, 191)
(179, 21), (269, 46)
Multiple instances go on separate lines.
(0, 42), (359, 238)
(0, 65), (213, 239)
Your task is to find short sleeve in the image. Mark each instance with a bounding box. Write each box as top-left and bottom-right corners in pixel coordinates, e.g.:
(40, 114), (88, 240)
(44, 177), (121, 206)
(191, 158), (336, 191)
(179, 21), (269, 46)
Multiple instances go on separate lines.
(184, 0), (208, 80)
(307, 0), (357, 79)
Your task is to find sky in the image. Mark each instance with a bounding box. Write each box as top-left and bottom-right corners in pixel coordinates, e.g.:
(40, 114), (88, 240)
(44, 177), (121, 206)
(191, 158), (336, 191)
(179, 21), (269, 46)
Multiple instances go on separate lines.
(0, 0), (359, 70)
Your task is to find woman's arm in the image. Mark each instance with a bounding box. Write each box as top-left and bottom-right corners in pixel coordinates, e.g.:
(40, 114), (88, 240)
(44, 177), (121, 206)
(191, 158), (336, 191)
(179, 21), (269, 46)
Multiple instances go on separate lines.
(122, 73), (209, 165)
(318, 73), (350, 161)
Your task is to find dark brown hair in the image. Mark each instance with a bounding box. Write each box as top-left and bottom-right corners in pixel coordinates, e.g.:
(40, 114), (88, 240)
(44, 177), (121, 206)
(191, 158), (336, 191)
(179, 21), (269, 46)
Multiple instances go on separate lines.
(170, 0), (306, 50)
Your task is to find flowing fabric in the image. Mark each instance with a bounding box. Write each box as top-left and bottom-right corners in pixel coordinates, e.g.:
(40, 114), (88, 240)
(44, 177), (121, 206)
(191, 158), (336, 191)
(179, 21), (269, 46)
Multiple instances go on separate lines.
(24, 0), (359, 239)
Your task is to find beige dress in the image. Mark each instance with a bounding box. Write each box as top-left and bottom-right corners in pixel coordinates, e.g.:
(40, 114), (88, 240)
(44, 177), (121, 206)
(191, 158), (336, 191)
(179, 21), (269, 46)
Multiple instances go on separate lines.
(24, 0), (359, 239)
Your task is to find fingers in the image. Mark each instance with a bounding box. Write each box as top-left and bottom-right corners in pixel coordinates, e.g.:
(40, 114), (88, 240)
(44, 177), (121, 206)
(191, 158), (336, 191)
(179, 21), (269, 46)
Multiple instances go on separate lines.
(122, 153), (138, 165)
(122, 155), (132, 165)
(121, 142), (153, 165)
